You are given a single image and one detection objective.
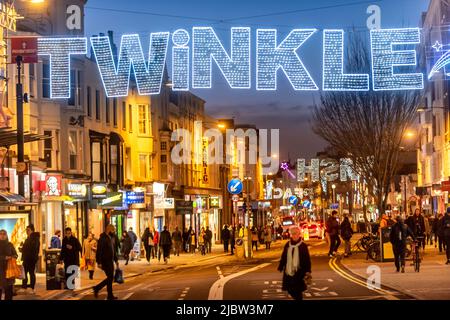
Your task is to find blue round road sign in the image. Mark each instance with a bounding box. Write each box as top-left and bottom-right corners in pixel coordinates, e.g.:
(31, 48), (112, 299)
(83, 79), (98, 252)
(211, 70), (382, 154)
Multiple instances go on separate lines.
(289, 196), (298, 206)
(227, 178), (243, 195)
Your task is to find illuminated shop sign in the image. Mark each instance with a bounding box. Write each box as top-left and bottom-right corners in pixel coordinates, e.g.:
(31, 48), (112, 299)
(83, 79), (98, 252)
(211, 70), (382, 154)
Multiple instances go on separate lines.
(100, 192), (124, 207)
(67, 183), (88, 199)
(91, 183), (107, 199)
(37, 27), (429, 99)
(209, 196), (220, 208)
(45, 175), (62, 197)
(125, 191), (145, 204)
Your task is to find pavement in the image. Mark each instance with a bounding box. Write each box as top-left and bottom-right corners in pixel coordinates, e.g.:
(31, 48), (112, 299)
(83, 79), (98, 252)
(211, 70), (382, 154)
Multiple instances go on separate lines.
(339, 242), (450, 300)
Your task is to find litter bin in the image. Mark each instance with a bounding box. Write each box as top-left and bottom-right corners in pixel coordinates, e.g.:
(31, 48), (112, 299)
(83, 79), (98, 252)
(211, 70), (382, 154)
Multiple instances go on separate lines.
(44, 249), (63, 290)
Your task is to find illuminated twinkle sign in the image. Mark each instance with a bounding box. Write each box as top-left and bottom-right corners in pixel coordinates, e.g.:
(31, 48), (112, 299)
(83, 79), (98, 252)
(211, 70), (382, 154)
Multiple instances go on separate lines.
(37, 27), (426, 99)
(0, 2), (21, 32)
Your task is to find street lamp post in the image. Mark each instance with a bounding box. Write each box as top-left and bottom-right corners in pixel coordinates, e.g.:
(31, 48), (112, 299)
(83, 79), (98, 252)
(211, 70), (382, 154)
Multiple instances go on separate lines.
(16, 55), (24, 197)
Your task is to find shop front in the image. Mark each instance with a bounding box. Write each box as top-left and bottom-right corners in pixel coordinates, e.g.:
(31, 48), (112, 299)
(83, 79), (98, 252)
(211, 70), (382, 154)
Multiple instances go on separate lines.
(100, 192), (127, 238)
(64, 181), (90, 240)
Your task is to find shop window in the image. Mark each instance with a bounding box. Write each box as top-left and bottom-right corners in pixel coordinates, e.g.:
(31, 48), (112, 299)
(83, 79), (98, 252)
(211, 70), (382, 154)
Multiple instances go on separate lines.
(110, 144), (118, 184)
(160, 141), (167, 151)
(69, 131), (78, 170)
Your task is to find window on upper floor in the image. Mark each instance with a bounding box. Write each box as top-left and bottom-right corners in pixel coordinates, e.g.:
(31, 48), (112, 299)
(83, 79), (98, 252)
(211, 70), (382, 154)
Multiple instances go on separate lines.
(95, 90), (101, 121)
(68, 130), (78, 170)
(42, 63), (50, 98)
(138, 104), (150, 135)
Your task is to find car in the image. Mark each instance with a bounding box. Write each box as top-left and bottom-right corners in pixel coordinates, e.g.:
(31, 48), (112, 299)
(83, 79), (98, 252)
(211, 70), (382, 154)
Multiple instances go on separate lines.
(301, 222), (324, 239)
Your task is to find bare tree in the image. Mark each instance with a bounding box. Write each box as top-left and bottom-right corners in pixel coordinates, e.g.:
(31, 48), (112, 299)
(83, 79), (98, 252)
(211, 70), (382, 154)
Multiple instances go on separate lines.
(312, 31), (421, 220)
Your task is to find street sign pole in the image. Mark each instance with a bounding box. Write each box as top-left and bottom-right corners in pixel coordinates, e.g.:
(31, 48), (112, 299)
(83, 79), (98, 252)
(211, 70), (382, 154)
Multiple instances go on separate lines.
(16, 55), (24, 197)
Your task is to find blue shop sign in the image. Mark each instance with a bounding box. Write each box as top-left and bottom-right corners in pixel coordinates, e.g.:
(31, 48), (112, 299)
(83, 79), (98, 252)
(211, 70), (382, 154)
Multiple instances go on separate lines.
(125, 191), (145, 204)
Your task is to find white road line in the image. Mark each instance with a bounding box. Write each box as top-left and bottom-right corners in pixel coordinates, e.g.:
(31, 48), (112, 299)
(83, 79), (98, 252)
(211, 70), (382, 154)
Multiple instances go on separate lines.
(208, 263), (271, 300)
(180, 294), (186, 297)
(43, 291), (64, 300)
(304, 292), (312, 297)
(122, 292), (134, 300)
(329, 292), (338, 296)
(128, 283), (144, 292)
(216, 266), (224, 279)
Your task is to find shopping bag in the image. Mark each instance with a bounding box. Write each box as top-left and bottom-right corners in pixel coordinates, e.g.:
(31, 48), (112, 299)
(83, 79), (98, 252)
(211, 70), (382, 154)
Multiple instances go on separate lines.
(6, 258), (22, 279)
(114, 268), (124, 284)
(79, 257), (86, 271)
(18, 264), (25, 280)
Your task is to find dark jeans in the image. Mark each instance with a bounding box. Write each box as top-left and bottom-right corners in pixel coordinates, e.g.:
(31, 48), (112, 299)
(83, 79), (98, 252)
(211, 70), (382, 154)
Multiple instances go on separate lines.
(174, 241), (182, 256)
(94, 264), (114, 299)
(205, 241), (212, 253)
(265, 241), (271, 250)
(287, 289), (303, 300)
(252, 241), (258, 251)
(393, 245), (406, 271)
(445, 236), (450, 261)
(162, 245), (171, 260)
(22, 260), (37, 290)
(0, 285), (13, 300)
(328, 235), (341, 255)
(438, 236), (447, 253)
(223, 240), (229, 252)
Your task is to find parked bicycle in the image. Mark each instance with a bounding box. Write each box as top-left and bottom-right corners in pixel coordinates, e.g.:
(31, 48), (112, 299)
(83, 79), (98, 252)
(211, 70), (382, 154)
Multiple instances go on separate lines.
(366, 239), (381, 262)
(411, 236), (424, 272)
(353, 233), (378, 252)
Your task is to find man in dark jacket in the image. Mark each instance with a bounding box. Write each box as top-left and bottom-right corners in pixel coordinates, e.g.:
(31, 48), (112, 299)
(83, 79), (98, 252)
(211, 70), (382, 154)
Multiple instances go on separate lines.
(60, 227), (82, 290)
(442, 208), (450, 264)
(221, 225), (230, 253)
(205, 226), (213, 253)
(340, 215), (353, 257)
(172, 227), (182, 256)
(406, 209), (426, 249)
(390, 216), (415, 273)
(326, 211), (341, 257)
(278, 226), (312, 300)
(182, 228), (189, 253)
(93, 224), (119, 300)
(436, 214), (447, 253)
(159, 226), (172, 263)
(21, 224), (40, 293)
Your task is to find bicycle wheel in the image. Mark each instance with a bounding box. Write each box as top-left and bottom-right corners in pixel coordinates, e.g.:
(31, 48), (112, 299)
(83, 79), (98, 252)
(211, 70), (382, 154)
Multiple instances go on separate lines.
(414, 249), (420, 272)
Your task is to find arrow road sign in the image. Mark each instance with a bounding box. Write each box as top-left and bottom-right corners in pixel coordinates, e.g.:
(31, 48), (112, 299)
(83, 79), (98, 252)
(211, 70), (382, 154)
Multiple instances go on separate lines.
(288, 195), (298, 206)
(228, 178), (243, 195)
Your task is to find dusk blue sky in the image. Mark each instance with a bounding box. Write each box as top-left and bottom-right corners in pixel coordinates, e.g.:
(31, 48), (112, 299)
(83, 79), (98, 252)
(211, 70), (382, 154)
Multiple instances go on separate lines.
(84, 0), (429, 160)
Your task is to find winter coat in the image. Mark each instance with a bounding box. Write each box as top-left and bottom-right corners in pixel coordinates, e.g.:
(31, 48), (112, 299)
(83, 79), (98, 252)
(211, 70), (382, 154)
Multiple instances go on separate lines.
(251, 229), (259, 242)
(424, 217), (431, 235)
(205, 229), (213, 243)
(190, 232), (197, 246)
(21, 232), (40, 264)
(278, 240), (311, 295)
(153, 231), (159, 245)
(96, 232), (118, 268)
(0, 240), (18, 288)
(60, 236), (82, 266)
(50, 235), (61, 249)
(159, 230), (172, 246)
(82, 238), (97, 261)
(198, 232), (205, 245)
(390, 222), (414, 247)
(326, 217), (340, 236)
(172, 230), (182, 243)
(442, 215), (450, 237)
(406, 214), (426, 236)
(340, 218), (353, 240)
(264, 228), (272, 243)
(142, 228), (155, 247)
(121, 235), (133, 254)
(221, 228), (230, 242)
(128, 231), (137, 245)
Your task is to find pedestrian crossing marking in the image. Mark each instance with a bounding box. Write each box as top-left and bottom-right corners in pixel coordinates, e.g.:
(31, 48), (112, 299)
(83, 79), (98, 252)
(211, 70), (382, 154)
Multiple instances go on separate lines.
(305, 292), (312, 297)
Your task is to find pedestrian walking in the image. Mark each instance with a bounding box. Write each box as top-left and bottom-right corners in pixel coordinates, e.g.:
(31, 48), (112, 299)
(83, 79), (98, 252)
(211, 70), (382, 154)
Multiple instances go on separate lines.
(20, 224), (40, 294)
(424, 215), (431, 248)
(0, 229), (18, 300)
(141, 227), (154, 263)
(340, 215), (353, 257)
(50, 230), (62, 249)
(442, 208), (450, 265)
(406, 209), (426, 249)
(189, 229), (197, 253)
(326, 211), (341, 257)
(182, 228), (189, 253)
(205, 226), (213, 253)
(221, 225), (230, 253)
(390, 216), (415, 273)
(82, 232), (97, 280)
(251, 226), (259, 251)
(278, 226), (312, 301)
(120, 231), (133, 265)
(432, 214), (440, 249)
(60, 227), (82, 291)
(230, 226), (236, 255)
(159, 226), (172, 263)
(127, 227), (138, 261)
(93, 225), (119, 300)
(198, 228), (206, 256)
(154, 228), (161, 261)
(172, 227), (182, 256)
(264, 225), (272, 250)
(437, 214), (447, 253)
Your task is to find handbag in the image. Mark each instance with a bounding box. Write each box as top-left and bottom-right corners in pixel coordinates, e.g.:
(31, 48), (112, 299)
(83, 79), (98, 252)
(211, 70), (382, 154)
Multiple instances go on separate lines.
(79, 257), (86, 271)
(6, 258), (22, 279)
(114, 268), (124, 284)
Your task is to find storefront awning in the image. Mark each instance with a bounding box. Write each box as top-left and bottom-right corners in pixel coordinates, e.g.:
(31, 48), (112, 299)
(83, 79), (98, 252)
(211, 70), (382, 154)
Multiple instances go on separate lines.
(0, 192), (26, 203)
(0, 127), (51, 147)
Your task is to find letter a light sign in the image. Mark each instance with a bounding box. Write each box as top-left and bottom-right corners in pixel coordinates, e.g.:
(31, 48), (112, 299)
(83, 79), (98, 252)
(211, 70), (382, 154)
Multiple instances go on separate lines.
(38, 26), (430, 100)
